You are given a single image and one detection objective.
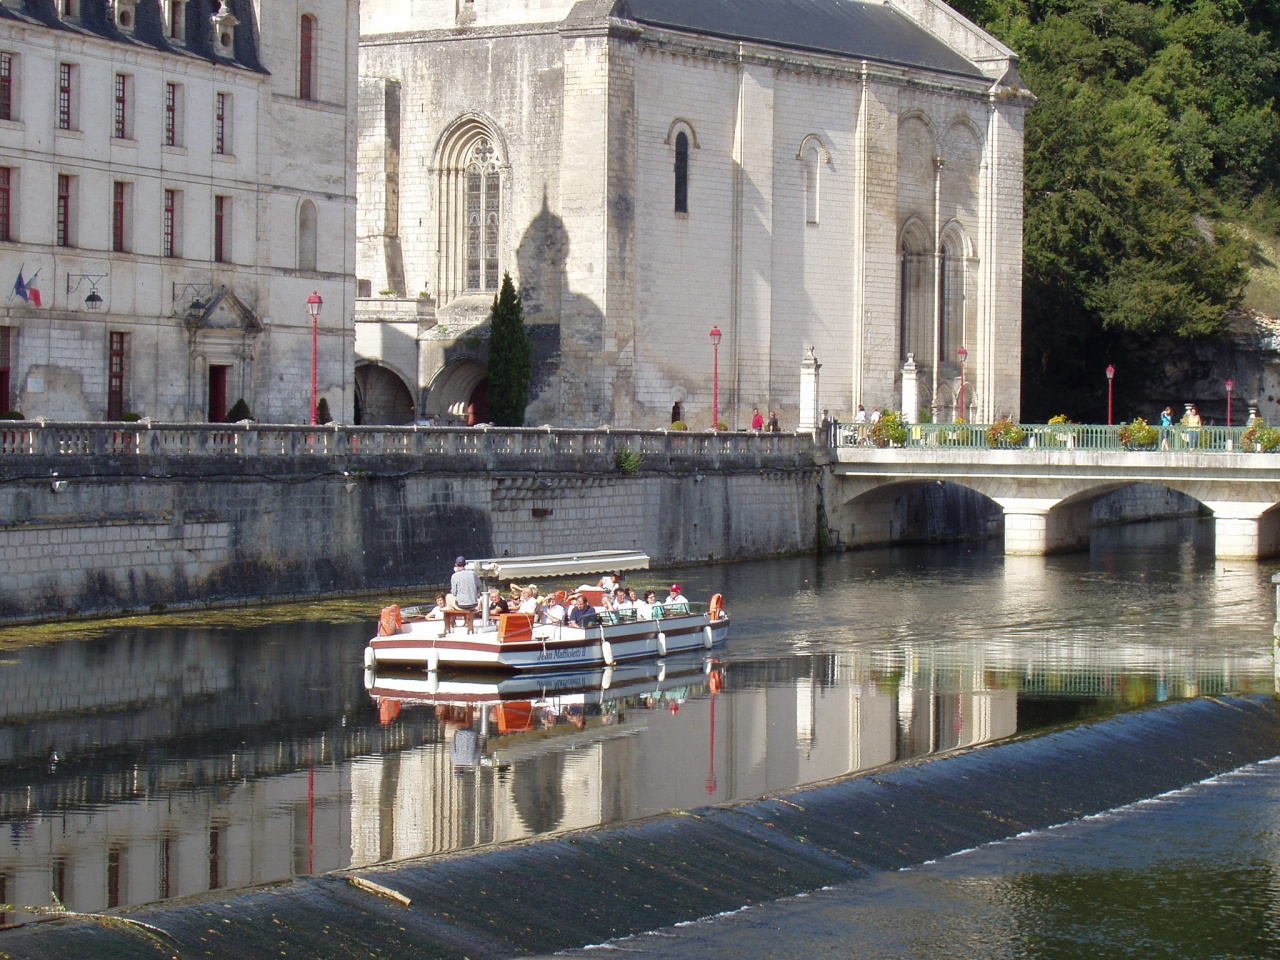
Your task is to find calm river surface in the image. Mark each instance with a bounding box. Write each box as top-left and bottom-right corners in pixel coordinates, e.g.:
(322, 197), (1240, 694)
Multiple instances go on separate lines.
(0, 517), (1277, 956)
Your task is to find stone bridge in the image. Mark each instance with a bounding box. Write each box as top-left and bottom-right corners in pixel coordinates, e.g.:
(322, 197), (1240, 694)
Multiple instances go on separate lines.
(830, 445), (1280, 559)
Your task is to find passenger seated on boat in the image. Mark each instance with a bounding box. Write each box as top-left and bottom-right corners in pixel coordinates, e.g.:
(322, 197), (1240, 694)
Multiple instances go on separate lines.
(425, 593), (448, 620)
(635, 589), (656, 620)
(609, 587), (633, 612)
(541, 590), (568, 625)
(666, 583), (689, 605)
(487, 586), (510, 621)
(516, 586), (538, 615)
(567, 593), (598, 628)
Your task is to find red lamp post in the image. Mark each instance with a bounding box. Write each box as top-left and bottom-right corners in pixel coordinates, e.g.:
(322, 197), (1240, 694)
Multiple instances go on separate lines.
(1105, 364), (1115, 425)
(709, 325), (722, 430)
(1226, 378), (1234, 428)
(308, 290), (323, 425)
(957, 345), (968, 421)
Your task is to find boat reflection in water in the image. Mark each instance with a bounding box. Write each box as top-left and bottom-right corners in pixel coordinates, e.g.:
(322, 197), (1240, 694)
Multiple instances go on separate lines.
(350, 648), (1022, 866)
(0, 626), (1267, 924)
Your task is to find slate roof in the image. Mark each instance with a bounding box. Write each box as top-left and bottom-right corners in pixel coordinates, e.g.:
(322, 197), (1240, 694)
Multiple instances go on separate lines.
(612, 0), (987, 79)
(0, 0), (266, 73)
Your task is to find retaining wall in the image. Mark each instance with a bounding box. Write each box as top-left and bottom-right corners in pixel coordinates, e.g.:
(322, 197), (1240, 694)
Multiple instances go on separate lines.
(0, 425), (821, 622)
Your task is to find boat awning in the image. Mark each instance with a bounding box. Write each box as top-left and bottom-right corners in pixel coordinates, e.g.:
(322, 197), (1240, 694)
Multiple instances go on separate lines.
(470, 551), (651, 581)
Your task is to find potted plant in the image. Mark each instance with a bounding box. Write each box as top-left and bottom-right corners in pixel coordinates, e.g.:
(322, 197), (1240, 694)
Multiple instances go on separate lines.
(987, 416), (1027, 448)
(1047, 413), (1074, 448)
(869, 410), (909, 447)
(1242, 419), (1280, 452)
(1118, 417), (1158, 450)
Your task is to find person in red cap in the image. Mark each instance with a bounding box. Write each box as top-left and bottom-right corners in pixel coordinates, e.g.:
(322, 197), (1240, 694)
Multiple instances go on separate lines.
(665, 583), (688, 605)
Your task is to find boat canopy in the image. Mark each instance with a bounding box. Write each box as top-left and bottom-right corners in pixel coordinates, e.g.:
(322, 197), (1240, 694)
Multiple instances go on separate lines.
(470, 551), (650, 581)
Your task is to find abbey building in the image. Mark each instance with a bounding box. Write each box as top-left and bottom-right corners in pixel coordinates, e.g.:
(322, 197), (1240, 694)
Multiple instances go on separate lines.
(0, 0), (358, 423)
(356, 0), (1030, 428)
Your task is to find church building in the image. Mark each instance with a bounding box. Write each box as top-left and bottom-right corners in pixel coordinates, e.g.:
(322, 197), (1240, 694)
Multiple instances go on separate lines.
(356, 0), (1030, 429)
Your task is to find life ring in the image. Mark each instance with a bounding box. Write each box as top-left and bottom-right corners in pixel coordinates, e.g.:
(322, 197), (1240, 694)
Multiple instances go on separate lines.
(379, 605), (403, 636)
(708, 594), (725, 621)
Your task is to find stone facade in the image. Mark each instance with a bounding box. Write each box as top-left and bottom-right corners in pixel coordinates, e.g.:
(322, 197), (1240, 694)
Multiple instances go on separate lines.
(356, 0), (1031, 429)
(0, 0), (358, 424)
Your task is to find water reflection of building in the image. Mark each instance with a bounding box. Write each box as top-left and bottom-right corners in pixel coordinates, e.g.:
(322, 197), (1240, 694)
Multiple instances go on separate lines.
(0, 630), (1271, 924)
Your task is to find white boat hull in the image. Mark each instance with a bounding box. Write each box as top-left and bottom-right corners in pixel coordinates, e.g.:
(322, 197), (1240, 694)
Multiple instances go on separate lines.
(366, 610), (729, 673)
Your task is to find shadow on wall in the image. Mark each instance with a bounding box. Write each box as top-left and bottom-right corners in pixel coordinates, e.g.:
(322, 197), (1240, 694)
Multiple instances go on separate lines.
(516, 192), (605, 426)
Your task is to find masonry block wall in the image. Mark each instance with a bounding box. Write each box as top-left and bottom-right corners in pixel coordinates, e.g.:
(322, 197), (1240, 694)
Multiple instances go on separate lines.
(0, 455), (820, 622)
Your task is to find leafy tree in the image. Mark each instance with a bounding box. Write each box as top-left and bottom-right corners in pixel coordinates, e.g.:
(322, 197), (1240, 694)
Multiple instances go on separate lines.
(487, 273), (532, 426)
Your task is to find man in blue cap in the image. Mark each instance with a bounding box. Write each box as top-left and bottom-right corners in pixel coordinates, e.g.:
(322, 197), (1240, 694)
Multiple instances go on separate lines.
(449, 556), (483, 610)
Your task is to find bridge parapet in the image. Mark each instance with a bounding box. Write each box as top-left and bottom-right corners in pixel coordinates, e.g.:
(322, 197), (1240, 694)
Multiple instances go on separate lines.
(834, 421), (1259, 453)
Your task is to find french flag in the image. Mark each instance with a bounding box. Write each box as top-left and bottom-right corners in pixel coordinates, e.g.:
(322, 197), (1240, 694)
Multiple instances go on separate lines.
(12, 266), (41, 307)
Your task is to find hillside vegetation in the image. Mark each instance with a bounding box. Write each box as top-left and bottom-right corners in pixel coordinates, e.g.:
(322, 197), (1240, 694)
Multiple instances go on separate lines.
(950, 0), (1280, 419)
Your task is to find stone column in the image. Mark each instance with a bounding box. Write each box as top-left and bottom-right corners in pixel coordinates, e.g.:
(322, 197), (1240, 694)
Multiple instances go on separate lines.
(901, 353), (919, 423)
(798, 346), (821, 433)
(1002, 510), (1049, 556)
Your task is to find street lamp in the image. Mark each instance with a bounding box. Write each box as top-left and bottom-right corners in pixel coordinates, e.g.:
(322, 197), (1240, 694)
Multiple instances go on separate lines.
(308, 290), (323, 425)
(709, 325), (722, 430)
(957, 346), (968, 421)
(1226, 379), (1234, 428)
(1105, 364), (1115, 425)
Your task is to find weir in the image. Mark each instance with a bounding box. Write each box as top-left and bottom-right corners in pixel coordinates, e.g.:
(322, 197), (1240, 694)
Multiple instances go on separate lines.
(3, 694), (1278, 959)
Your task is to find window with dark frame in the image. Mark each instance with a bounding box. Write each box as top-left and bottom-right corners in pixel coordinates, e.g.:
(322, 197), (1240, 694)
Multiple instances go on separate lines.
(113, 73), (127, 138)
(0, 53), (13, 122)
(56, 173), (71, 247)
(299, 15), (315, 101)
(112, 181), (127, 252)
(213, 195), (227, 261)
(168, 0), (184, 40)
(0, 326), (11, 416)
(108, 331), (126, 420)
(164, 82), (177, 146)
(57, 63), (72, 130)
(163, 188), (176, 257)
(674, 131), (689, 214)
(0, 168), (11, 243)
(214, 92), (227, 154)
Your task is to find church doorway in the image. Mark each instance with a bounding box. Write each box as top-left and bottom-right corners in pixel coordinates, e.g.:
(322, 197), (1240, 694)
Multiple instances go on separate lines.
(424, 358), (490, 426)
(354, 363), (415, 424)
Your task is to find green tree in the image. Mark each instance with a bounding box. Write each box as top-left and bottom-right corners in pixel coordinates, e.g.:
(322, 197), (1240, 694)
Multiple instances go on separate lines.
(487, 273), (532, 426)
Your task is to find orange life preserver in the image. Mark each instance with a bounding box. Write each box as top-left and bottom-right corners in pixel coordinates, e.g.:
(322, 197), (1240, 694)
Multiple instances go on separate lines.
(379, 604), (403, 636)
(708, 594), (725, 621)
(709, 671), (724, 694)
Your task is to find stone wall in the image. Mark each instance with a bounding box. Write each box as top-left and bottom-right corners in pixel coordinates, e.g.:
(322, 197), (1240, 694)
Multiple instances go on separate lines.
(0, 428), (821, 622)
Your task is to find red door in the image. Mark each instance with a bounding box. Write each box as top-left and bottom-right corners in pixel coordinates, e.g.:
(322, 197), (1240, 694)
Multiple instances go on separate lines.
(208, 365), (229, 422)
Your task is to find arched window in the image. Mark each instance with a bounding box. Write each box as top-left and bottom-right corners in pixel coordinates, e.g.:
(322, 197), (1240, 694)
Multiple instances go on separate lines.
(674, 132), (688, 214)
(298, 200), (317, 271)
(436, 119), (504, 302)
(465, 140), (500, 291)
(803, 144), (820, 224)
(299, 15), (316, 101)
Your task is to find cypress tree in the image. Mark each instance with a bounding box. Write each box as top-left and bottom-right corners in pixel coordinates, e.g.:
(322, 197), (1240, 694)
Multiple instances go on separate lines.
(487, 273), (532, 426)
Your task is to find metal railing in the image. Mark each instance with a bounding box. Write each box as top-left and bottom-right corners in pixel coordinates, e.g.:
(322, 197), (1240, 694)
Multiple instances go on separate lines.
(0, 420), (813, 461)
(833, 422), (1264, 453)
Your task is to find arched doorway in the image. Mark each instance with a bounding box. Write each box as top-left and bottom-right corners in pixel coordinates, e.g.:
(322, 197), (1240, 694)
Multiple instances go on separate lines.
(424, 358), (490, 426)
(354, 363), (415, 424)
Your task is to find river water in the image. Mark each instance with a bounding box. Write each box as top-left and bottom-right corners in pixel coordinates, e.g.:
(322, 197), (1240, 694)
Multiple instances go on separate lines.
(0, 517), (1276, 956)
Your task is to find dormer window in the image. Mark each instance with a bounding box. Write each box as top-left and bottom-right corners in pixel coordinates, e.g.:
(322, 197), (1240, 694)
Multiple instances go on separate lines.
(211, 0), (238, 58)
(59, 0), (79, 19)
(166, 0), (186, 43)
(113, 0), (138, 35)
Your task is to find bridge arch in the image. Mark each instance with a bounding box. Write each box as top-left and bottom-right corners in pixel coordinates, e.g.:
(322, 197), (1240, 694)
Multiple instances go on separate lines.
(830, 453), (1280, 559)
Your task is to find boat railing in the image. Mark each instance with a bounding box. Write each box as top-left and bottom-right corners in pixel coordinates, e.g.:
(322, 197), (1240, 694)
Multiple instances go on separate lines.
(652, 602), (705, 618)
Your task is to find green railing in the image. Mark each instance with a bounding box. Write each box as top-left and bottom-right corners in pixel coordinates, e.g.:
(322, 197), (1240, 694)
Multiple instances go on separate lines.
(835, 422), (1264, 453)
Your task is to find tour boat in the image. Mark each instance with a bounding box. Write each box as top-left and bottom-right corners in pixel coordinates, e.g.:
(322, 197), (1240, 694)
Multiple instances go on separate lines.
(364, 551), (729, 673)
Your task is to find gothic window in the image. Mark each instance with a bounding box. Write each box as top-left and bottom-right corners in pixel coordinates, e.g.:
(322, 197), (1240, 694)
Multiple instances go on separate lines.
(674, 131), (689, 214)
(436, 120), (504, 302)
